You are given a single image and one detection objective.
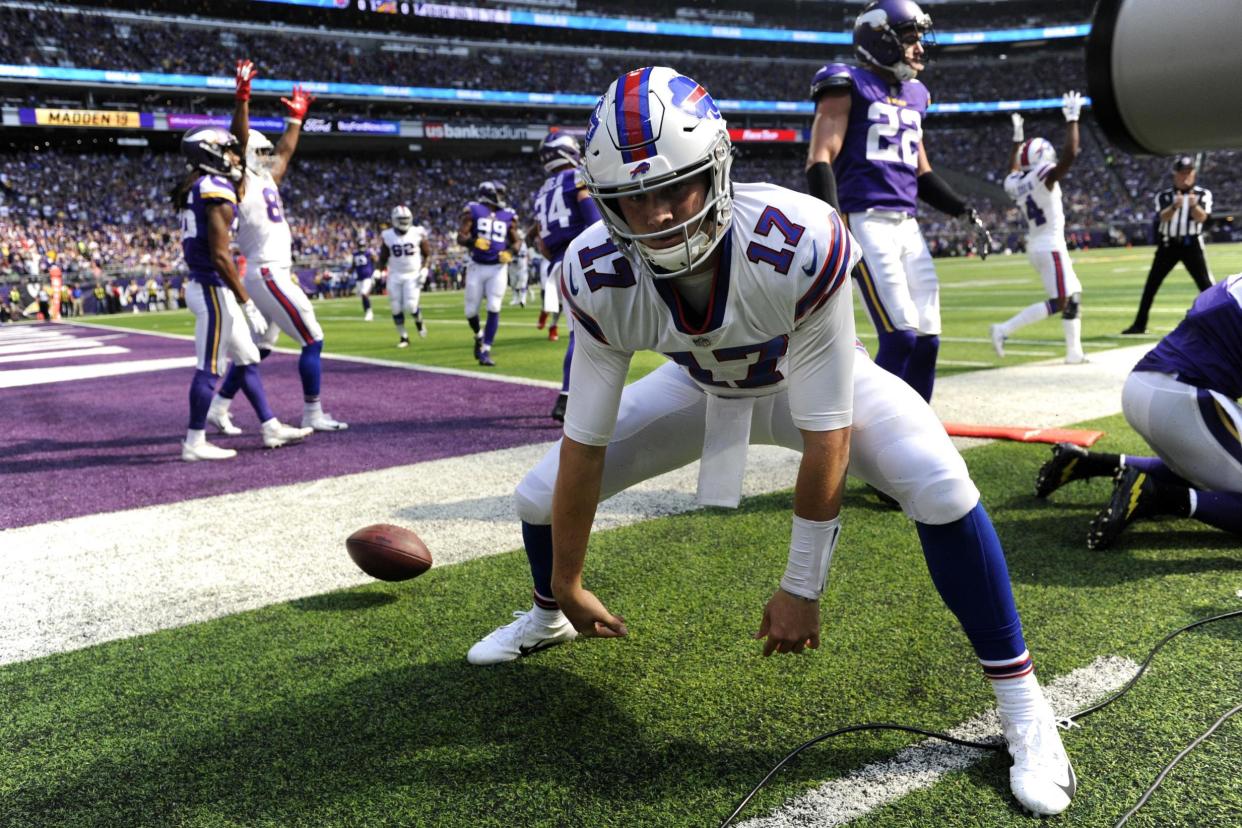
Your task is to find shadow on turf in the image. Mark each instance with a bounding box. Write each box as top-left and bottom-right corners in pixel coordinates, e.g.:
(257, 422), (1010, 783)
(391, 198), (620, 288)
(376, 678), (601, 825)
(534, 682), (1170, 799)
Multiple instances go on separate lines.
(7, 658), (892, 826)
(289, 592), (398, 612)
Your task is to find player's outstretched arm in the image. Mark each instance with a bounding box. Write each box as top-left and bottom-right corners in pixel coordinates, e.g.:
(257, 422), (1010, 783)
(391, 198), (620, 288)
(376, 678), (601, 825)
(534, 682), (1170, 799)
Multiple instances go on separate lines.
(270, 85), (314, 185)
(230, 59), (256, 154)
(550, 436), (627, 638)
(1046, 92), (1082, 188)
(1008, 113), (1024, 174)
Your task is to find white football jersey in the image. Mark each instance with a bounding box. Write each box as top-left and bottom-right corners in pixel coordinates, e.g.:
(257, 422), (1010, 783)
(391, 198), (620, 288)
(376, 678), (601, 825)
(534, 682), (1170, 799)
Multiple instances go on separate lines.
(236, 169), (293, 267)
(381, 225), (427, 279)
(560, 182), (861, 446)
(1004, 164), (1065, 249)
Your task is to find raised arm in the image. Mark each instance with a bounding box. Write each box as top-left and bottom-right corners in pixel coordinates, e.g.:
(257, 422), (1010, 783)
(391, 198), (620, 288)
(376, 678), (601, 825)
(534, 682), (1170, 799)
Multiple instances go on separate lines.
(1007, 113), (1024, 175)
(1045, 92), (1082, 188)
(270, 85), (315, 186)
(230, 59), (256, 157)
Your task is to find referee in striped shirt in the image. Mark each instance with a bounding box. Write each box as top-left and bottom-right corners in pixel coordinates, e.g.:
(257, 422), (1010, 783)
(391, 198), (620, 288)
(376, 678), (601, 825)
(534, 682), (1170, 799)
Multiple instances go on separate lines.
(1122, 156), (1214, 334)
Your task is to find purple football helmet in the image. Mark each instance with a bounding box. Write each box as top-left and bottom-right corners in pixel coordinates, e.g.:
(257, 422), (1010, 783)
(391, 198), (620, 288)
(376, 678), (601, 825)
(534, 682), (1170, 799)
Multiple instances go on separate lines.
(476, 180), (500, 207)
(539, 131), (581, 173)
(853, 0), (934, 82)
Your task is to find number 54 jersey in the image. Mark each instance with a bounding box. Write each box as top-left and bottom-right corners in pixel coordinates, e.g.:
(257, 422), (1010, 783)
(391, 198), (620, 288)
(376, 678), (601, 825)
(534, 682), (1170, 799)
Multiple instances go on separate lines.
(560, 182), (862, 444)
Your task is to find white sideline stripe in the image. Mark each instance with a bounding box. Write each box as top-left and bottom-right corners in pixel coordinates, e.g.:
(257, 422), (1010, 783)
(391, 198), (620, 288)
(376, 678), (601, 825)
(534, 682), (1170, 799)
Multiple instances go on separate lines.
(738, 656), (1140, 828)
(0, 341), (1145, 666)
(0, 345), (130, 364)
(0, 356), (196, 388)
(65, 320), (561, 389)
(0, 336), (124, 356)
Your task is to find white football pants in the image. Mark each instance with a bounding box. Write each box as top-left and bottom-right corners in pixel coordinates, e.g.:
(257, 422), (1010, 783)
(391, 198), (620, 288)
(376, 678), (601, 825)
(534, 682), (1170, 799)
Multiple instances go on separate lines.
(848, 212), (940, 336)
(1027, 245), (1083, 300)
(465, 261), (507, 317)
(388, 275), (423, 317)
(245, 264), (324, 350)
(187, 281), (260, 374)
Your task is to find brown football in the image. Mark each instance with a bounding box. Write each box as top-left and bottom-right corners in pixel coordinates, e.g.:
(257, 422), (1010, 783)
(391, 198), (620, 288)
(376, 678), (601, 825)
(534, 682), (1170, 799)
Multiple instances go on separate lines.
(346, 524), (432, 582)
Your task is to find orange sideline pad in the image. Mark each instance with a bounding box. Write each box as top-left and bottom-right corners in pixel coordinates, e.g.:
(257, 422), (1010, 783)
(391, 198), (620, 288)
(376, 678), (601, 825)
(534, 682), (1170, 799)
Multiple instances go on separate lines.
(943, 423), (1105, 447)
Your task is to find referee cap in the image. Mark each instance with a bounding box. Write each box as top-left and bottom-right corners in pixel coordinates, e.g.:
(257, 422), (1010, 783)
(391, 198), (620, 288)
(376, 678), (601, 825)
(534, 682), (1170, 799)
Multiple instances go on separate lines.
(1171, 155), (1196, 171)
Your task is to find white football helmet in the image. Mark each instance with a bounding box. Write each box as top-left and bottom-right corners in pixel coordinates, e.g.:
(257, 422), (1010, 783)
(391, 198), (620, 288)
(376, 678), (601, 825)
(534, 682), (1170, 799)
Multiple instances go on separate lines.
(1018, 137), (1057, 172)
(582, 66), (733, 279)
(245, 129), (275, 174)
(391, 205), (413, 232)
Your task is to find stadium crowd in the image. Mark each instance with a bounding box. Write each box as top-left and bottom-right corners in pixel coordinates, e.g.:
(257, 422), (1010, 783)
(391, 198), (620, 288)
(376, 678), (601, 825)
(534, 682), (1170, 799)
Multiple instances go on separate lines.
(1, 5), (1086, 103)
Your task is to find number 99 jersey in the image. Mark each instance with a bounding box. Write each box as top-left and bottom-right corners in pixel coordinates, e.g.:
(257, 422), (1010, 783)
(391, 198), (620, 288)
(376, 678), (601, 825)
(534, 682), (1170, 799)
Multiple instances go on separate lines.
(809, 63), (929, 216)
(1003, 164), (1065, 250)
(236, 168), (293, 268)
(466, 202), (517, 265)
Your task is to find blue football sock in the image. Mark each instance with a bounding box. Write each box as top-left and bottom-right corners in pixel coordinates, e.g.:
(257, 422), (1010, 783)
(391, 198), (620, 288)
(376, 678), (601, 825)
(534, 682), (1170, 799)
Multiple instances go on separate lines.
(561, 331), (575, 392)
(217, 362), (243, 400)
(874, 329), (917, 383)
(916, 502), (1027, 664)
(467, 315), (481, 335)
(906, 334), (939, 402)
(299, 340), (323, 401)
(187, 369), (217, 430)
(522, 521), (558, 609)
(1124, 455), (1191, 486)
(361, 294), (371, 312)
(238, 363), (275, 423)
(483, 310), (500, 346)
(1191, 490), (1242, 535)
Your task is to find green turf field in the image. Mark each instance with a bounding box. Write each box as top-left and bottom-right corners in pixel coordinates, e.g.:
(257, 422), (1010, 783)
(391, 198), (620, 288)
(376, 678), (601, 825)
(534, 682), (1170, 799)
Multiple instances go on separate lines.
(5, 245), (1239, 827)
(91, 243), (1242, 386)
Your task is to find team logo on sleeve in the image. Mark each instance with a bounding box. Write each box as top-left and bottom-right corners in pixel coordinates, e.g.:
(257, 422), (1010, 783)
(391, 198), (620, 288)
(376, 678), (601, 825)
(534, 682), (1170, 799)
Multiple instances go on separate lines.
(668, 75), (721, 120)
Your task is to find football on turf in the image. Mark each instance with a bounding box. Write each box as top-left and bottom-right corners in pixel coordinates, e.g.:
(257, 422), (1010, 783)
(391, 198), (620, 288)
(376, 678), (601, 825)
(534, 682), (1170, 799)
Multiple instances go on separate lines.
(346, 524), (432, 581)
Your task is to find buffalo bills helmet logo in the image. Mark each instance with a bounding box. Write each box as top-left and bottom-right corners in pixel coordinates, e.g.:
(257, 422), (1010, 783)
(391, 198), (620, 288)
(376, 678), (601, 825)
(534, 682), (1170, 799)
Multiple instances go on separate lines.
(629, 161), (651, 178)
(668, 75), (720, 120)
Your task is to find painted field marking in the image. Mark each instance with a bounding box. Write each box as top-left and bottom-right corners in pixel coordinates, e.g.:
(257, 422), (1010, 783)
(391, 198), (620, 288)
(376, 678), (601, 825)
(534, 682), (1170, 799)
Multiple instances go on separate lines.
(738, 656), (1141, 828)
(0, 345), (130, 364)
(0, 356), (195, 389)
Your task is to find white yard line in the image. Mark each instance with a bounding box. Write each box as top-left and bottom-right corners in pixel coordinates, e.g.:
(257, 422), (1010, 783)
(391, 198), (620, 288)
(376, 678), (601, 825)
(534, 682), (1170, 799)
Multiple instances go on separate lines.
(0, 356), (196, 388)
(738, 656), (1140, 828)
(0, 345), (130, 364)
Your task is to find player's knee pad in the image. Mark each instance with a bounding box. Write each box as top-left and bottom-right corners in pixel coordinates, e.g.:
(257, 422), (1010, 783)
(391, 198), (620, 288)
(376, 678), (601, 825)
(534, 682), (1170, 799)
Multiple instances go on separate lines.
(907, 477), (980, 526)
(513, 473), (554, 525)
(1062, 292), (1081, 320)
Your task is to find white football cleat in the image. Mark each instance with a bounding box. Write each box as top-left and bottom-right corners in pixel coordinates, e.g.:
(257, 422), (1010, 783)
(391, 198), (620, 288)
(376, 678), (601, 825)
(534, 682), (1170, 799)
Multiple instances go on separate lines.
(397, 335), (409, 349)
(207, 408), (242, 436)
(990, 324), (1007, 358)
(418, 326), (428, 338)
(261, 419), (313, 448)
(181, 440), (237, 462)
(363, 309), (373, 322)
(1001, 703), (1077, 816)
(1064, 353), (1089, 365)
(302, 412), (349, 431)
(467, 608), (578, 665)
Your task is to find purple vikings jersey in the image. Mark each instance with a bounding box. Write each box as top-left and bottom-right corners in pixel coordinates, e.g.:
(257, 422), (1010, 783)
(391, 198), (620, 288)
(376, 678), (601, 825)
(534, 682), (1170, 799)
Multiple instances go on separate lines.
(1133, 273), (1242, 399)
(352, 249), (374, 280)
(809, 63), (929, 215)
(533, 168), (598, 264)
(466, 202), (517, 265)
(180, 175), (238, 286)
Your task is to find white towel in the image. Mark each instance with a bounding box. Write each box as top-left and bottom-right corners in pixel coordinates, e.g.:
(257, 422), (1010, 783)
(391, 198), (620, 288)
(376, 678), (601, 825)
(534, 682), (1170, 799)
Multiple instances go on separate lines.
(696, 395), (755, 508)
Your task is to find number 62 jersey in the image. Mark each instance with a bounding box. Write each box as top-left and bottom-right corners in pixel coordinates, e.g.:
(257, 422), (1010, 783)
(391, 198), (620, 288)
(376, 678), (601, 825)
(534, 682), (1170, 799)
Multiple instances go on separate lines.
(559, 182), (862, 445)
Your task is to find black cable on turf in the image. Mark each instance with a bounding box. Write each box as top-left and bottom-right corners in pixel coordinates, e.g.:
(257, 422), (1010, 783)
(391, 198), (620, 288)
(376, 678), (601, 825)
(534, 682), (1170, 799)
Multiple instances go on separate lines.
(1114, 702), (1242, 828)
(720, 609), (1242, 828)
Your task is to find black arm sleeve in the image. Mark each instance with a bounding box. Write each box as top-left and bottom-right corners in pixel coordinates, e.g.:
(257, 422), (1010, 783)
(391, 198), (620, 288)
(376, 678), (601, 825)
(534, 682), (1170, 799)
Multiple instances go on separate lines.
(917, 171), (968, 217)
(806, 161), (840, 212)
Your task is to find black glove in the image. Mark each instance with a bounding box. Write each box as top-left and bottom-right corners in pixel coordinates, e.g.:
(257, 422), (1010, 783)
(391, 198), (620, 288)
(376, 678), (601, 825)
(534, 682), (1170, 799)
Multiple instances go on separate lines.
(966, 208), (993, 260)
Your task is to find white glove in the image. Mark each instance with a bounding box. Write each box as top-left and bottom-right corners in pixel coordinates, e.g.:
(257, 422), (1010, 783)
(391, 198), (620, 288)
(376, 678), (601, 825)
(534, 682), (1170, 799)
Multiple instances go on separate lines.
(1011, 112), (1024, 143)
(1061, 91), (1083, 123)
(242, 298), (268, 337)
(419, 266), (429, 287)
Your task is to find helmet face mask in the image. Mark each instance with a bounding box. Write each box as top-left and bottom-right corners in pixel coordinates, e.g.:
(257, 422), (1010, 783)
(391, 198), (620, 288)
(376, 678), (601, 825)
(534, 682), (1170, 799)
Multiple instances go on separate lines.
(476, 181), (500, 207)
(583, 66), (734, 279)
(181, 127), (244, 182)
(540, 132), (582, 172)
(245, 129), (276, 175)
(491, 180), (508, 208)
(390, 205), (413, 232)
(1019, 138), (1057, 171)
(854, 0), (934, 83)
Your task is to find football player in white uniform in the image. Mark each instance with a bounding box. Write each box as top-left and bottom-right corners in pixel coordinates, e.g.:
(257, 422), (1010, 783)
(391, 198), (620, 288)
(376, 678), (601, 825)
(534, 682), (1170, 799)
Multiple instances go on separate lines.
(508, 240), (531, 307)
(464, 67), (1075, 817)
(207, 59), (344, 436)
(379, 205), (430, 347)
(991, 92), (1086, 364)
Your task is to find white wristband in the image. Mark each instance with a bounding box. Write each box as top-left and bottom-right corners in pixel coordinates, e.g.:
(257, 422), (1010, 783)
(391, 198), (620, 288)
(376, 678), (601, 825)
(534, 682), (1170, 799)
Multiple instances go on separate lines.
(285, 117), (302, 126)
(780, 515), (840, 600)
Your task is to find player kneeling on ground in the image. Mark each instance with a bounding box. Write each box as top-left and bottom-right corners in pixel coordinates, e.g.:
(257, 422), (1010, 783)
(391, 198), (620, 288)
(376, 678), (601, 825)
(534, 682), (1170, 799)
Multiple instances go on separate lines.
(465, 67), (1076, 818)
(1036, 272), (1242, 549)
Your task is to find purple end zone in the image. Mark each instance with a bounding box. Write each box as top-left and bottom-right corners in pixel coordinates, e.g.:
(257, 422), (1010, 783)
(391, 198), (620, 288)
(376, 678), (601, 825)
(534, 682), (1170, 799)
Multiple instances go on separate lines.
(0, 324), (562, 529)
